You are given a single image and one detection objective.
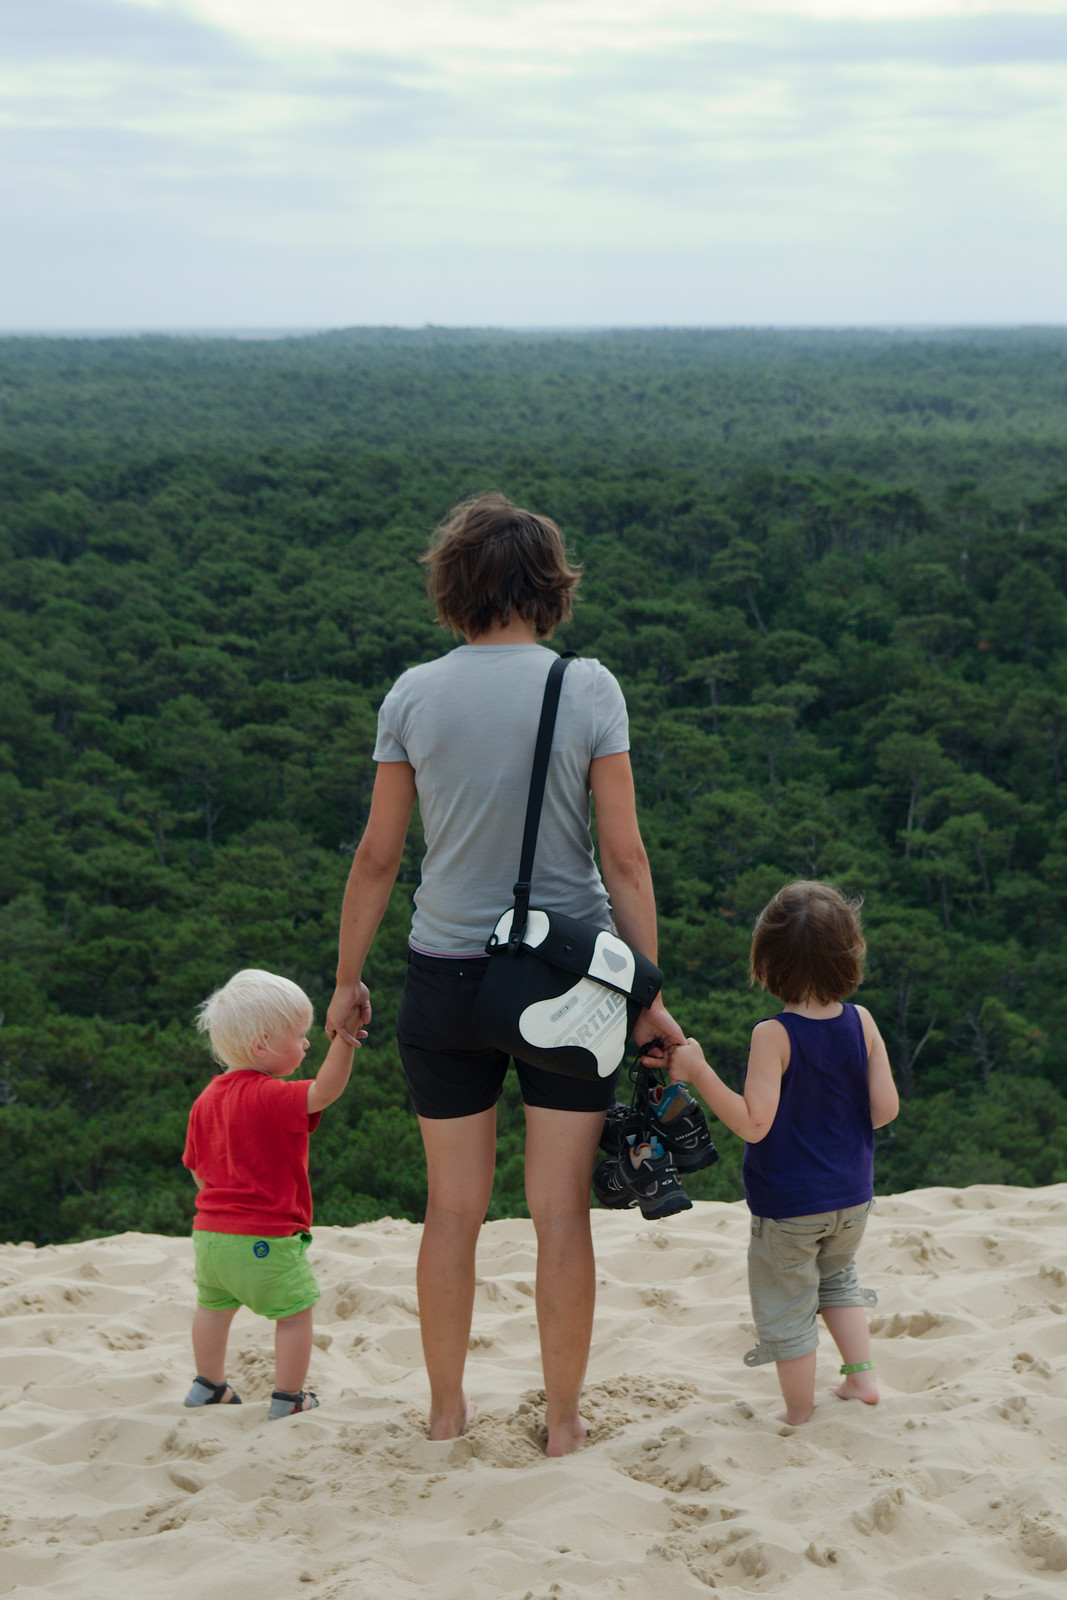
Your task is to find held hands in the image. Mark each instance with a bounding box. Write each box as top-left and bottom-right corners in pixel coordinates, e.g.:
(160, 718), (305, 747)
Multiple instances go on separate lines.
(665, 1038), (709, 1084)
(640, 1034), (708, 1085)
(325, 982), (371, 1047)
(339, 1003), (370, 1048)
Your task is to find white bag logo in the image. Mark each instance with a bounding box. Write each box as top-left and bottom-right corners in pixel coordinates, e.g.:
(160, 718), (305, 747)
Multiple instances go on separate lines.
(519, 979), (628, 1078)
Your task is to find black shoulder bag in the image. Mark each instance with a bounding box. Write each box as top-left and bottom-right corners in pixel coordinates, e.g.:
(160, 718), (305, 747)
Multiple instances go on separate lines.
(472, 653), (663, 1081)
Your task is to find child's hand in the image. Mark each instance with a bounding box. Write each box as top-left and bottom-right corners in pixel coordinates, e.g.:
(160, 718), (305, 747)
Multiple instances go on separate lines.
(340, 1003), (369, 1047)
(665, 1038), (707, 1084)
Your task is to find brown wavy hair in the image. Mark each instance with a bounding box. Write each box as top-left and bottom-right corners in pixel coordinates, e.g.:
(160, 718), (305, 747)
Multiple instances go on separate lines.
(422, 492), (580, 638)
(749, 880), (866, 1005)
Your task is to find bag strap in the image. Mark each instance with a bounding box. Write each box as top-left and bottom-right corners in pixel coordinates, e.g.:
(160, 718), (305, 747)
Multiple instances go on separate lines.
(508, 652), (576, 950)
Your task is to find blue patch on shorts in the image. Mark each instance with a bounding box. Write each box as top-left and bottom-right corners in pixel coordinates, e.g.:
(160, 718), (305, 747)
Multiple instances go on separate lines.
(253, 1240), (270, 1258)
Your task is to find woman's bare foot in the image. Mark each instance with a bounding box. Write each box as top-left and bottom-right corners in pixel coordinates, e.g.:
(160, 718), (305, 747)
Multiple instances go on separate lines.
(833, 1370), (879, 1404)
(428, 1397), (476, 1440)
(545, 1414), (590, 1457)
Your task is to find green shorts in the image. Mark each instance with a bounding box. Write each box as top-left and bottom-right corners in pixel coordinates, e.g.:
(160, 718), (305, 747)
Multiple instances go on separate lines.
(193, 1230), (320, 1321)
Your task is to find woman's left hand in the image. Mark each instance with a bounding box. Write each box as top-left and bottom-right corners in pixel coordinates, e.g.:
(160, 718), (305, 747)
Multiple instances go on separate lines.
(326, 981), (371, 1045)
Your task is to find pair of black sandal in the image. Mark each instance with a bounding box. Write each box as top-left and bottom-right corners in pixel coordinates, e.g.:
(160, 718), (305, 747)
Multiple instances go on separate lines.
(184, 1374), (318, 1419)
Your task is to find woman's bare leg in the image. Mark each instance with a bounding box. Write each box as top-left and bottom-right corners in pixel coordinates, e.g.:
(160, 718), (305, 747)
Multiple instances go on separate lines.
(416, 1107), (497, 1440)
(523, 1105), (605, 1457)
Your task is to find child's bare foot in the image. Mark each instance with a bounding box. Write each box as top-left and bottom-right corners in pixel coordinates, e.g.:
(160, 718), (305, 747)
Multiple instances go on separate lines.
(429, 1397), (476, 1440)
(545, 1414), (590, 1456)
(770, 1405), (814, 1426)
(833, 1368), (879, 1404)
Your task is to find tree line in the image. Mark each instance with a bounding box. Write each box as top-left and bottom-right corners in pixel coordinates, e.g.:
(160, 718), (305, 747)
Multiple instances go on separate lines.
(2, 329), (1066, 1243)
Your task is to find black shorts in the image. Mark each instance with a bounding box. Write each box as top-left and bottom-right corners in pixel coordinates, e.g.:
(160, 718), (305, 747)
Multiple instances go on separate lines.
(397, 950), (621, 1119)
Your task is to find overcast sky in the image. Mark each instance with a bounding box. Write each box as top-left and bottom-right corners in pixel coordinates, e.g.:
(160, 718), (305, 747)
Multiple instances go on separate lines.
(2, 0), (1065, 328)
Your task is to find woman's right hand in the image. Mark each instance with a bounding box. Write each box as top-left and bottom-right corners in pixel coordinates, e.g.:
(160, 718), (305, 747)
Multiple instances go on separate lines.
(326, 981), (371, 1045)
(633, 995), (685, 1056)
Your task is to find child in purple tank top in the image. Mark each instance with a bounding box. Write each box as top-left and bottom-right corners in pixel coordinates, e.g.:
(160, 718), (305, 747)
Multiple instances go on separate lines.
(654, 881), (899, 1426)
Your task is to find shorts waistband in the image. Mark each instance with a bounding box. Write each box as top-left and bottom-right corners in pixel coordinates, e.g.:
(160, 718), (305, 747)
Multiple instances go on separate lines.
(407, 949), (490, 974)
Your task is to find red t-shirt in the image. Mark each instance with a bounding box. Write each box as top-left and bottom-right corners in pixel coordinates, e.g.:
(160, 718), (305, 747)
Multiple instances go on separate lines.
(183, 1070), (323, 1234)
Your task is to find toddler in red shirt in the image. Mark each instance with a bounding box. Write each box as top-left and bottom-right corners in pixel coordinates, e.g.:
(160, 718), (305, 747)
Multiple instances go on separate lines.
(182, 968), (366, 1420)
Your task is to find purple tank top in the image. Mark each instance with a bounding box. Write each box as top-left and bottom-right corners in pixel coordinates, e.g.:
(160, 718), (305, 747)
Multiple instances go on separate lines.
(742, 1004), (874, 1219)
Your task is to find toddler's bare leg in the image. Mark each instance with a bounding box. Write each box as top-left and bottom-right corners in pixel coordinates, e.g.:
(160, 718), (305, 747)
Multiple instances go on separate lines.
(274, 1307), (314, 1395)
(821, 1304), (879, 1403)
(772, 1350), (817, 1424)
(192, 1307), (238, 1396)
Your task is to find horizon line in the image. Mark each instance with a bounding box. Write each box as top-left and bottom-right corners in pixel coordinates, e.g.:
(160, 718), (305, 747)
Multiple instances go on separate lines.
(1, 321), (1065, 341)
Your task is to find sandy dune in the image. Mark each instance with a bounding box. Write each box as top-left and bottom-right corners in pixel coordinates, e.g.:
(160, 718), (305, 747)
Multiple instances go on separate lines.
(2, 1186), (1066, 1598)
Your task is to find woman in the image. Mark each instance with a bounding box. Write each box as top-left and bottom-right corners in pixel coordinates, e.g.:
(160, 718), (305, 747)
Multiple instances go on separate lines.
(325, 492), (681, 1455)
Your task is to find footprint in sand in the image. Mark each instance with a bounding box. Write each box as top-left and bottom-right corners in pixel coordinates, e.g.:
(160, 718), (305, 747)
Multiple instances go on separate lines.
(869, 1309), (945, 1338)
(1020, 1517), (1067, 1573)
(853, 1486), (905, 1535)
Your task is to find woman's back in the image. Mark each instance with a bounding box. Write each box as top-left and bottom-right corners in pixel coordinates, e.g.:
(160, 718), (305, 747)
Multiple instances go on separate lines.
(374, 644), (629, 954)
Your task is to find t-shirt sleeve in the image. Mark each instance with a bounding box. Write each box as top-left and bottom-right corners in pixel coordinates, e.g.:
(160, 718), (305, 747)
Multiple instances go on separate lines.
(373, 679), (410, 763)
(261, 1077), (322, 1132)
(590, 664), (630, 758)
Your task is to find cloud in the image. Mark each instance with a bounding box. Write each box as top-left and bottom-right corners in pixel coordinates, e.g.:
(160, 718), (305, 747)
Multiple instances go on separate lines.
(109, 0), (1067, 58)
(1, 0), (1064, 323)
(2, 0), (245, 71)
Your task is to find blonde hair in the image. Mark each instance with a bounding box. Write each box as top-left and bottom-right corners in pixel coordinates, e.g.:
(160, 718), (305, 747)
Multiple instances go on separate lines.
(749, 881), (866, 1005)
(196, 969), (313, 1071)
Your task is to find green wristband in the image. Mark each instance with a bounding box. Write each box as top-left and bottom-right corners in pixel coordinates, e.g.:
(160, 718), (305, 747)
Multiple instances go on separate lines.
(839, 1361), (874, 1375)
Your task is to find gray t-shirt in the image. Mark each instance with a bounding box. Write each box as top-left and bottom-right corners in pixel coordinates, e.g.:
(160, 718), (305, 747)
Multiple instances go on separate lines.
(374, 645), (630, 955)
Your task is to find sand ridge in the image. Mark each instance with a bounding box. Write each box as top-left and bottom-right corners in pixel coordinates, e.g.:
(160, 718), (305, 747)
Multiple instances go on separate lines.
(2, 1186), (1066, 1598)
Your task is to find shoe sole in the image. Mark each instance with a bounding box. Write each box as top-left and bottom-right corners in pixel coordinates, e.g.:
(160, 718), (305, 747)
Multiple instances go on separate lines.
(637, 1189), (693, 1219)
(615, 1163), (693, 1218)
(594, 1148), (694, 1222)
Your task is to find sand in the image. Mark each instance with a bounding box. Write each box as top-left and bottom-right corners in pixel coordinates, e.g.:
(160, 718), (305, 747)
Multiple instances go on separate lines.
(2, 1185), (1066, 1598)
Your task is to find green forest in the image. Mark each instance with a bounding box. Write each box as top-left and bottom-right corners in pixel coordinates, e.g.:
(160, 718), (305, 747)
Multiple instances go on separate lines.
(2, 326), (1067, 1245)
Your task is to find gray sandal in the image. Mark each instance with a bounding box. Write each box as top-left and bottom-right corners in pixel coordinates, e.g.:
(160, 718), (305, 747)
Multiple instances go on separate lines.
(269, 1389), (319, 1420)
(184, 1375), (242, 1407)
